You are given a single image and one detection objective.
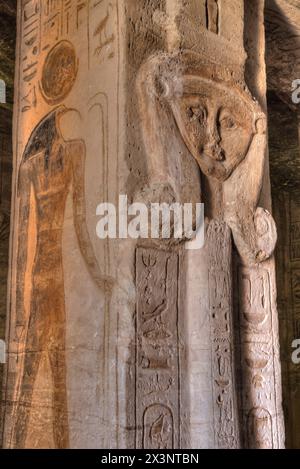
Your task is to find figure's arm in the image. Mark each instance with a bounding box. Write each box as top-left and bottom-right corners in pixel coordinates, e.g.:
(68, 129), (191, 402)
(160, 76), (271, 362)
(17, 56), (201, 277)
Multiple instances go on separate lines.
(15, 162), (31, 326)
(71, 142), (114, 293)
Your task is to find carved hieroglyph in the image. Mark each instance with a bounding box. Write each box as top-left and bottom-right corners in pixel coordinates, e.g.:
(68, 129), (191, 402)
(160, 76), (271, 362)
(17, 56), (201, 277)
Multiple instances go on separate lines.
(135, 248), (181, 449)
(237, 266), (281, 448)
(207, 221), (239, 448)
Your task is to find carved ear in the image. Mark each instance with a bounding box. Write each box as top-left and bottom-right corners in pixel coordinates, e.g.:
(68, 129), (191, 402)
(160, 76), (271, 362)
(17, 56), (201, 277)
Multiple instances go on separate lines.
(255, 114), (267, 135)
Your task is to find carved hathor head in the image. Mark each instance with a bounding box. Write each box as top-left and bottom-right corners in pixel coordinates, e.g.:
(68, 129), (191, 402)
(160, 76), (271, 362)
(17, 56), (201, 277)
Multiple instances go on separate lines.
(140, 51), (265, 182)
(137, 52), (276, 265)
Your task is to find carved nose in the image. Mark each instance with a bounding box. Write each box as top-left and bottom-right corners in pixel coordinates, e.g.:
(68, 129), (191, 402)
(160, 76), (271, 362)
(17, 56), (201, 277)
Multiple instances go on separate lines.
(203, 142), (225, 161)
(201, 122), (224, 161)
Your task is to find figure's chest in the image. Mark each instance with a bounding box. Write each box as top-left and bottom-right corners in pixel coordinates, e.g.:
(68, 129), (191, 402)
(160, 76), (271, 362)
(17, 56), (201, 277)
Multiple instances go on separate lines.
(31, 146), (72, 196)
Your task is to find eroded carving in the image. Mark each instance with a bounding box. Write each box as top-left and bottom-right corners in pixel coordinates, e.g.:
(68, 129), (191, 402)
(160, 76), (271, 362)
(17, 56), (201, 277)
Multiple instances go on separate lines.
(136, 49), (281, 449)
(143, 404), (174, 450)
(136, 52), (277, 265)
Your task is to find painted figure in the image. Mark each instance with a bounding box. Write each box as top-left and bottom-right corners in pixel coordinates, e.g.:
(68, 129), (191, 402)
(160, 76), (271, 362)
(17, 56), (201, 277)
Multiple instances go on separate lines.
(13, 106), (113, 448)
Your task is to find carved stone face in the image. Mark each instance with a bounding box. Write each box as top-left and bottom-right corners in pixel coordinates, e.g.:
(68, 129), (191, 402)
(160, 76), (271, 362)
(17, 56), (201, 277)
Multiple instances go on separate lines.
(170, 77), (255, 181)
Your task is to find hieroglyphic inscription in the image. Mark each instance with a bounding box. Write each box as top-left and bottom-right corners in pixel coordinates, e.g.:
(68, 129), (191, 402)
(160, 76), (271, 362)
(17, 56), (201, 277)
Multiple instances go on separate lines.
(21, 1), (90, 112)
(21, 0), (41, 112)
(41, 1), (89, 48)
(92, 2), (115, 62)
(136, 248), (180, 449)
(143, 405), (174, 449)
(247, 408), (273, 449)
(208, 221), (239, 449)
(238, 266), (276, 449)
(206, 0), (219, 34)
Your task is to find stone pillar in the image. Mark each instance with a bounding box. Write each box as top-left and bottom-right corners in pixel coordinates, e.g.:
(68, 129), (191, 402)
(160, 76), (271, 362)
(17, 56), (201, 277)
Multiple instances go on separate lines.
(2, 0), (123, 449)
(2, 0), (284, 449)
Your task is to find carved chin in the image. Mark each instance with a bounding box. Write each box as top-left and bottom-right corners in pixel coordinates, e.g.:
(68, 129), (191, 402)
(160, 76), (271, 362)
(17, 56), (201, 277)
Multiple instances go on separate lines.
(197, 152), (231, 181)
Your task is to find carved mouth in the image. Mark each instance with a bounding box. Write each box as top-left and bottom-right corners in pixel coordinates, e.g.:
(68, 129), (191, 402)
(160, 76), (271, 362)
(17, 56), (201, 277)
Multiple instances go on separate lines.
(196, 152), (229, 181)
(202, 148), (225, 162)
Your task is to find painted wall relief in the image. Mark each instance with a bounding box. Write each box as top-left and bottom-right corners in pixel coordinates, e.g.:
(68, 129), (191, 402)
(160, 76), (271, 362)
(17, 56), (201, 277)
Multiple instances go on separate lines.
(40, 40), (78, 105)
(11, 40), (113, 448)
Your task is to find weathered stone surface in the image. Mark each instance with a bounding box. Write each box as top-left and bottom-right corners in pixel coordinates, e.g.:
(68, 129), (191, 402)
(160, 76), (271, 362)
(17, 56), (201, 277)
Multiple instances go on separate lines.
(0, 0), (285, 450)
(265, 0), (300, 110)
(2, 0), (121, 449)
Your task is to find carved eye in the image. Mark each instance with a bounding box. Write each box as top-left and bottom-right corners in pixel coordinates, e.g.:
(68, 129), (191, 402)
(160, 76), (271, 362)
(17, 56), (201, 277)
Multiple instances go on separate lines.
(220, 115), (237, 130)
(187, 106), (206, 124)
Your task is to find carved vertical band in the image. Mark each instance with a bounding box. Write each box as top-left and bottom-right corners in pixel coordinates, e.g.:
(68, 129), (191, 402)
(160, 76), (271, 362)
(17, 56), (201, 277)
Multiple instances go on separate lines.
(135, 248), (181, 449)
(238, 265), (283, 448)
(208, 221), (240, 448)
